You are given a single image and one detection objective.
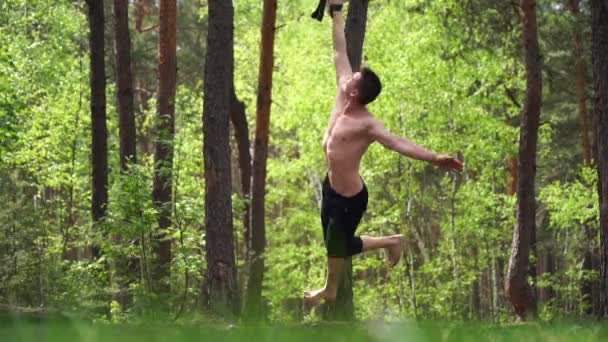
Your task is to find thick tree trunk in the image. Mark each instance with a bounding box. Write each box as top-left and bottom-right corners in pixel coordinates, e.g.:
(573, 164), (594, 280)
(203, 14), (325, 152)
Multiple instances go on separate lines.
(202, 0), (239, 317)
(152, 0), (176, 294)
(112, 0), (138, 308)
(591, 0), (608, 319)
(345, 0), (368, 71)
(244, 0), (277, 320)
(87, 0), (108, 260)
(505, 0), (541, 321)
(114, 0), (137, 168)
(568, 0), (592, 165)
(345, 0), (368, 72)
(324, 0), (369, 321)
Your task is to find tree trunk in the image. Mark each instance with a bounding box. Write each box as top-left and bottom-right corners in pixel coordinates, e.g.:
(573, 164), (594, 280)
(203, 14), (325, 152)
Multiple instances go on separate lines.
(471, 247), (481, 320)
(568, 0), (592, 165)
(536, 222), (554, 305)
(505, 0), (541, 321)
(112, 0), (138, 308)
(577, 24), (601, 305)
(87, 0), (108, 260)
(345, 0), (368, 72)
(243, 0), (277, 321)
(202, 0), (239, 318)
(324, 0), (369, 321)
(152, 0), (176, 294)
(591, 0), (608, 319)
(114, 0), (137, 169)
(229, 89), (252, 255)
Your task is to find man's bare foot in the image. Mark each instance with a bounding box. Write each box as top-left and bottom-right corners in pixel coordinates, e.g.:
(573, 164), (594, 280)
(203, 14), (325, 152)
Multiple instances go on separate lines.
(303, 288), (325, 310)
(386, 234), (404, 268)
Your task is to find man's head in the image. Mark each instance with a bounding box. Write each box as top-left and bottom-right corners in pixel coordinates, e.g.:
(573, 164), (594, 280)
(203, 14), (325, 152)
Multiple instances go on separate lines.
(344, 66), (382, 105)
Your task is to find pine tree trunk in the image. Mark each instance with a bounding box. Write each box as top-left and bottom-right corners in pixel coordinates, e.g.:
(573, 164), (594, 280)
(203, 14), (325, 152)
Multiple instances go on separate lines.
(152, 0), (176, 294)
(114, 0), (137, 168)
(244, 0), (277, 320)
(345, 0), (368, 72)
(229, 89), (252, 256)
(568, 0), (592, 165)
(87, 0), (107, 260)
(536, 222), (554, 305)
(202, 0), (239, 318)
(505, 0), (541, 321)
(591, 0), (608, 319)
(112, 0), (138, 308)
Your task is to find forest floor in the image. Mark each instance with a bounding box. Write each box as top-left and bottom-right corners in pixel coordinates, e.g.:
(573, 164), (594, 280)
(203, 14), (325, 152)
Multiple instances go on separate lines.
(1, 319), (608, 342)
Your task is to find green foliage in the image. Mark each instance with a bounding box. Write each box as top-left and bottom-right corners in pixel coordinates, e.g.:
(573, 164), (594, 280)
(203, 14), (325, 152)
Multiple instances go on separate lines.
(0, 0), (601, 324)
(539, 167), (599, 316)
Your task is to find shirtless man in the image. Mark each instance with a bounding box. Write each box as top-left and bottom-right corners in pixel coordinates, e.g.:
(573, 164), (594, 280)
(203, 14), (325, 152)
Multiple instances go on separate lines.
(304, 0), (464, 307)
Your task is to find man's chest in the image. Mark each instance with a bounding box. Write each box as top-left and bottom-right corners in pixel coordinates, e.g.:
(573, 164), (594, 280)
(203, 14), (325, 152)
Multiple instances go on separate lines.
(329, 117), (368, 143)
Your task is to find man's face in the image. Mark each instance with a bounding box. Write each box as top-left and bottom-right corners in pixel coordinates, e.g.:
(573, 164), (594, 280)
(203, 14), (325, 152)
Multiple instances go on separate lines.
(343, 72), (362, 100)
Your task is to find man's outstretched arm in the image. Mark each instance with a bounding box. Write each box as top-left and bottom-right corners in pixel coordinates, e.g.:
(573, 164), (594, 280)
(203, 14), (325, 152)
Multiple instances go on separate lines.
(329, 0), (352, 85)
(369, 119), (464, 172)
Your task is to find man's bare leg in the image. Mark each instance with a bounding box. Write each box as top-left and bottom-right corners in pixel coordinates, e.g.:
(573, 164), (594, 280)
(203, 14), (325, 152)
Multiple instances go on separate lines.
(304, 256), (345, 307)
(304, 234), (404, 307)
(361, 234), (404, 267)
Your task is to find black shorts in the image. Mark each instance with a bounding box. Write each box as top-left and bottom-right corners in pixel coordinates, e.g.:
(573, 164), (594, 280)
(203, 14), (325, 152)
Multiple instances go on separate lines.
(321, 175), (368, 258)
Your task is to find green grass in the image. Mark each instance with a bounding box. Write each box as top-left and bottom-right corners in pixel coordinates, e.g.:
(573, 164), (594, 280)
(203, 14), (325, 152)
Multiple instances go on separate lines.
(1, 320), (607, 342)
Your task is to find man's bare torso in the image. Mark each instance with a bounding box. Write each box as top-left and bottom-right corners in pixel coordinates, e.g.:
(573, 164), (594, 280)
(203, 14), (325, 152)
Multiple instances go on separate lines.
(323, 98), (373, 197)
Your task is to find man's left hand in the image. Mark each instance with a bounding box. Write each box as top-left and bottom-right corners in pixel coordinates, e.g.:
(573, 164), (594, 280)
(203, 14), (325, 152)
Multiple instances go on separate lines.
(432, 154), (464, 172)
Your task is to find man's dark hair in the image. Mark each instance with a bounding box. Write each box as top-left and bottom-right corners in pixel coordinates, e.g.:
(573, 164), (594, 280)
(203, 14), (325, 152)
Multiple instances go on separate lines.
(358, 66), (382, 105)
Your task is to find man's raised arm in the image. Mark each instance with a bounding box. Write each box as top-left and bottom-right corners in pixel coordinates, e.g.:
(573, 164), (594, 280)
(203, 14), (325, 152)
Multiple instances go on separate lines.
(329, 0), (352, 85)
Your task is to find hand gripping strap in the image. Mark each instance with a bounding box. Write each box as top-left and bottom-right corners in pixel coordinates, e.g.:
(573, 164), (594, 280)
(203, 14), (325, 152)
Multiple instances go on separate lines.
(329, 4), (343, 18)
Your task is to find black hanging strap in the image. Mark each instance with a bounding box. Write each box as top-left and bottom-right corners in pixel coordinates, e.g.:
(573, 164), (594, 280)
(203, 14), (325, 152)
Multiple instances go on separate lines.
(311, 0), (327, 22)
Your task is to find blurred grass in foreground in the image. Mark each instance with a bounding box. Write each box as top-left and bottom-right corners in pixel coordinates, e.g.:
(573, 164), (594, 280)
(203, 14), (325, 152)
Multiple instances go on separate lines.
(1, 319), (607, 342)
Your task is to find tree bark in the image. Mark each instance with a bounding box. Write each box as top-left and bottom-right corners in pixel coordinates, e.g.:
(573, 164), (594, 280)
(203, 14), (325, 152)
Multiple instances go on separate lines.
(152, 0), (176, 294)
(568, 0), (592, 165)
(505, 0), (541, 321)
(345, 0), (369, 72)
(86, 0), (108, 260)
(229, 89), (252, 255)
(572, 0), (602, 301)
(114, 0), (137, 169)
(112, 0), (138, 308)
(591, 0), (608, 319)
(202, 0), (239, 318)
(243, 0), (277, 320)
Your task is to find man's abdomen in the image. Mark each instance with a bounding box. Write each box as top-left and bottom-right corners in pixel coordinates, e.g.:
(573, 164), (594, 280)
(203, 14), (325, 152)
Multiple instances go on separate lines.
(326, 157), (363, 197)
